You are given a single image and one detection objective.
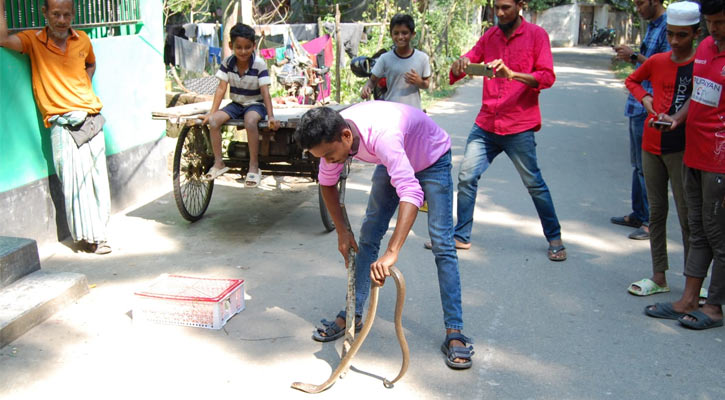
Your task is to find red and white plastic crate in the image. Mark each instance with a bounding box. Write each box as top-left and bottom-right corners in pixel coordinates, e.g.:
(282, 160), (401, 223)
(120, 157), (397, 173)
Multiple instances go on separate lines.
(134, 274), (245, 329)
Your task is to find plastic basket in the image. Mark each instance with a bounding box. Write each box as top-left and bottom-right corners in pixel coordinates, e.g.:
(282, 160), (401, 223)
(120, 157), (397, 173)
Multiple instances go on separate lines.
(134, 274), (245, 329)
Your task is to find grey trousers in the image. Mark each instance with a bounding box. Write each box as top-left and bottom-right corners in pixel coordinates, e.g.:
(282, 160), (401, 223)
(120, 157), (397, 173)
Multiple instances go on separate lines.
(683, 166), (725, 305)
(642, 151), (689, 273)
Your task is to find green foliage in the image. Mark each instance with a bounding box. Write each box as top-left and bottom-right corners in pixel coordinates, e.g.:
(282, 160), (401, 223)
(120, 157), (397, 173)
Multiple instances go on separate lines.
(272, 1), (486, 105)
(329, 0), (483, 104)
(607, 0), (635, 12)
(164, 0), (222, 24)
(611, 59), (634, 80)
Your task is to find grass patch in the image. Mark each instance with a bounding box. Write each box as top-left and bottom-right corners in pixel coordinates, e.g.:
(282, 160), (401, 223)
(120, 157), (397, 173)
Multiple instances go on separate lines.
(612, 60), (635, 80)
(422, 82), (458, 110)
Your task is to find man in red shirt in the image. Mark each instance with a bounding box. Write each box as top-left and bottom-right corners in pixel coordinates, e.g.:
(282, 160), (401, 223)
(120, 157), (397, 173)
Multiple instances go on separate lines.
(446, 0), (565, 261)
(645, 0), (725, 330)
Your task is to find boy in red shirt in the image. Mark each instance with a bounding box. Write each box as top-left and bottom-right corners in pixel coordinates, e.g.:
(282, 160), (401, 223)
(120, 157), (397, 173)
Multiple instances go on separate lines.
(624, 1), (700, 298)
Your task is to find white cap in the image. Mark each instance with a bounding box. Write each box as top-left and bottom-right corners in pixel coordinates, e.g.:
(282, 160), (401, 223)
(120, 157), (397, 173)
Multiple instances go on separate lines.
(667, 1), (701, 27)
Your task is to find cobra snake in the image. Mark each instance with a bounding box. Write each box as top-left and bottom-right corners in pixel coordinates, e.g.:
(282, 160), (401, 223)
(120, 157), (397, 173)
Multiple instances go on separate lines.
(291, 266), (410, 393)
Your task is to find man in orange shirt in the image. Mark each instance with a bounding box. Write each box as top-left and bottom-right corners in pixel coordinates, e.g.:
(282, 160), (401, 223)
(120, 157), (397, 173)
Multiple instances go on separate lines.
(1, 0), (112, 254)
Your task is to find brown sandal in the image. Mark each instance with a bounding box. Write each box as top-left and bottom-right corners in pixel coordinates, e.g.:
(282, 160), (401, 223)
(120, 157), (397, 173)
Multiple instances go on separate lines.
(548, 244), (567, 261)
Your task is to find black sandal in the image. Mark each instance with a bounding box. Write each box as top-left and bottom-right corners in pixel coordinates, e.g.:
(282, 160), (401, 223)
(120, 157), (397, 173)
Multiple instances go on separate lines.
(441, 332), (474, 369)
(312, 310), (362, 342)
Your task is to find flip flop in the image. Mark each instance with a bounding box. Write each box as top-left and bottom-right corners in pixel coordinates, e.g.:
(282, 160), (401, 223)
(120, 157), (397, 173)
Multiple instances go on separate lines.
(678, 310), (724, 330)
(548, 244), (567, 262)
(204, 165), (229, 181)
(628, 278), (670, 296)
(644, 302), (685, 320)
(245, 172), (261, 187)
(699, 287), (709, 307)
(440, 332), (474, 370)
(93, 242), (112, 255)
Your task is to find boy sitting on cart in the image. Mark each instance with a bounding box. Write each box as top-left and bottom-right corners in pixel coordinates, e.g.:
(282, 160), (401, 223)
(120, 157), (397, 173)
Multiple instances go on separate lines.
(295, 102), (474, 369)
(201, 23), (279, 186)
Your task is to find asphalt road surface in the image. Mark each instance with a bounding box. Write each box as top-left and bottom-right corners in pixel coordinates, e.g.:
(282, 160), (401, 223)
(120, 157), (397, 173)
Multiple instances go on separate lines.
(1, 47), (723, 400)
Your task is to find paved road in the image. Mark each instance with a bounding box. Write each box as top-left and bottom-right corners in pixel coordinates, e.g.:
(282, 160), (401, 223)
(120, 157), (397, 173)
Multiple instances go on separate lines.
(1, 47), (723, 399)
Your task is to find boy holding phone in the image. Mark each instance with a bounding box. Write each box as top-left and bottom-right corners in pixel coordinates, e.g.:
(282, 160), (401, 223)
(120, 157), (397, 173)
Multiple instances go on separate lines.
(624, 1), (700, 298)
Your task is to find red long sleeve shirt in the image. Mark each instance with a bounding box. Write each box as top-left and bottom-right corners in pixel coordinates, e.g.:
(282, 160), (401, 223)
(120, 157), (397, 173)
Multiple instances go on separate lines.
(450, 18), (555, 135)
(625, 51), (693, 155)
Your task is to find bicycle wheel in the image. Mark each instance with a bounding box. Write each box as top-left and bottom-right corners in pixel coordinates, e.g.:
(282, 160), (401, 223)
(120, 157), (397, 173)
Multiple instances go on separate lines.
(172, 126), (215, 222)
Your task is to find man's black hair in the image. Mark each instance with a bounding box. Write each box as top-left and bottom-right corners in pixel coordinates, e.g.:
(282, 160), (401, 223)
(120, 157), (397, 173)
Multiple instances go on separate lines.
(390, 14), (415, 33)
(294, 107), (347, 150)
(701, 0), (725, 15)
(230, 23), (256, 43)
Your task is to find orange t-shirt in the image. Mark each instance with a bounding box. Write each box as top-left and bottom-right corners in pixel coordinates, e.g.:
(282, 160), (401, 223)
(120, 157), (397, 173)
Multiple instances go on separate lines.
(17, 28), (103, 127)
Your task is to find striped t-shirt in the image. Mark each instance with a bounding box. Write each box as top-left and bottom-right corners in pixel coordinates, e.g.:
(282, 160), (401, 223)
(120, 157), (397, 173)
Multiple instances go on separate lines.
(215, 53), (270, 105)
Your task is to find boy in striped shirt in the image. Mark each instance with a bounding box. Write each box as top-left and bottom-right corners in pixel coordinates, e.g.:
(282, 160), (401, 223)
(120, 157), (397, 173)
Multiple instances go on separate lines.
(202, 23), (278, 186)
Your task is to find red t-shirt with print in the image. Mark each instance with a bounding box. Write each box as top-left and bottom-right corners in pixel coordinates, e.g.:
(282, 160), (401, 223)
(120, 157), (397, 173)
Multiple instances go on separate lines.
(625, 51), (693, 155)
(685, 36), (725, 173)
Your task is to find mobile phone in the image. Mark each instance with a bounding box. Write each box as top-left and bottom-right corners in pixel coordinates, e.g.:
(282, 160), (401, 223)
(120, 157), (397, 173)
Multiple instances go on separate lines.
(653, 120), (672, 128)
(464, 63), (494, 78)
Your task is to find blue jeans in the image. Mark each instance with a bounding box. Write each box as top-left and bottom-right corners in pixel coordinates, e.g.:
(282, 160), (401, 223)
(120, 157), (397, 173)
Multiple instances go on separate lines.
(354, 151), (463, 330)
(629, 113), (649, 224)
(455, 125), (561, 243)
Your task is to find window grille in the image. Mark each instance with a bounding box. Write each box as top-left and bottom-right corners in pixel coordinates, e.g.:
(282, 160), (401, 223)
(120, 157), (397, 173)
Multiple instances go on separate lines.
(5, 0), (141, 32)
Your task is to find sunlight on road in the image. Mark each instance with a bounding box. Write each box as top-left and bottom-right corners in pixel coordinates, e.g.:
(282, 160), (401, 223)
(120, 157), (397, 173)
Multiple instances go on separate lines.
(488, 348), (572, 383)
(345, 182), (372, 195)
(554, 65), (613, 76)
(471, 205), (621, 253)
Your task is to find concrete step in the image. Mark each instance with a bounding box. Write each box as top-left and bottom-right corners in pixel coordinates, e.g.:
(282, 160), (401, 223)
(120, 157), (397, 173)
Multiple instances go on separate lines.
(0, 270), (88, 348)
(0, 237), (41, 289)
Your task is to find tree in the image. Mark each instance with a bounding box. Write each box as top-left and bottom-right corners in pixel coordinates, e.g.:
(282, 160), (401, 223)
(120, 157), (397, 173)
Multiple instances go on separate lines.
(164, 0), (215, 24)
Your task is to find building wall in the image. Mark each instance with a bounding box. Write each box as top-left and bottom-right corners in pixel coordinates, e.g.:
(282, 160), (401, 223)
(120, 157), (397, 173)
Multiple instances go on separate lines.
(526, 3), (631, 47)
(0, 0), (173, 245)
(525, 4), (580, 47)
(593, 4), (610, 32)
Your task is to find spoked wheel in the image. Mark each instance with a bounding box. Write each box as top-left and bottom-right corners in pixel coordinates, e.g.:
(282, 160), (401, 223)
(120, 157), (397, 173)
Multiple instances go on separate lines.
(319, 161), (350, 232)
(172, 126), (215, 222)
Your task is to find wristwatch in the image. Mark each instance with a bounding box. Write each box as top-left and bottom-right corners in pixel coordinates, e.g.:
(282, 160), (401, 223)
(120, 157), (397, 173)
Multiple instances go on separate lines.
(630, 52), (639, 63)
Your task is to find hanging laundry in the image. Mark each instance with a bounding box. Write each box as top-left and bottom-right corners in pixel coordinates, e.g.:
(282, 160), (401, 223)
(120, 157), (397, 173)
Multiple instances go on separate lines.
(164, 26), (187, 66)
(183, 23), (198, 41)
(197, 23), (219, 48)
(322, 22), (364, 58)
(175, 37), (208, 73)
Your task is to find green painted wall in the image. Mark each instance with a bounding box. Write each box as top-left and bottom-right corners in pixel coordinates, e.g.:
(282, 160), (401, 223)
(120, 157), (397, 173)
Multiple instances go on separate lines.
(0, 0), (166, 193)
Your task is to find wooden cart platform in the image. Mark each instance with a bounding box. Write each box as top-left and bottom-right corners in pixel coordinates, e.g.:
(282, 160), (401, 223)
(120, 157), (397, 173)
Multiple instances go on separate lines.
(151, 102), (350, 230)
